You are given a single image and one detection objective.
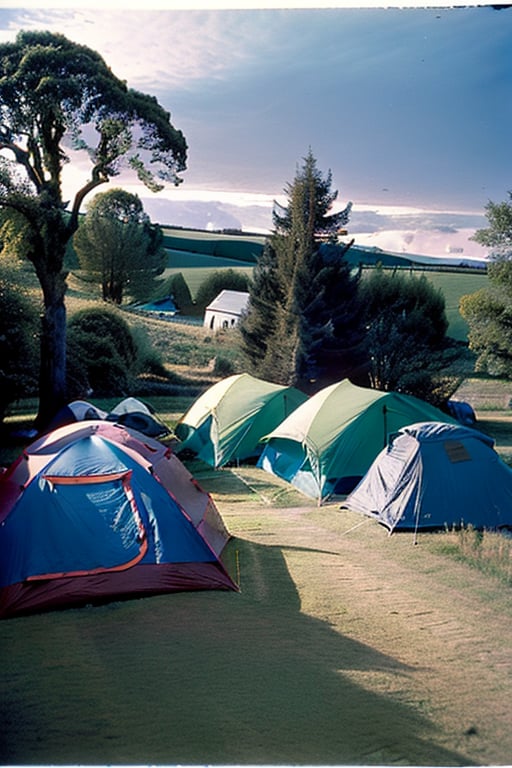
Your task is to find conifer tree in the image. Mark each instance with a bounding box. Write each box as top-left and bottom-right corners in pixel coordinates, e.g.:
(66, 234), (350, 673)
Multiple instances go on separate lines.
(240, 150), (361, 391)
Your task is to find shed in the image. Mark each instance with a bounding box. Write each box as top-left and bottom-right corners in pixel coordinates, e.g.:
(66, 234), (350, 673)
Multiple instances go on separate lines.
(204, 290), (249, 331)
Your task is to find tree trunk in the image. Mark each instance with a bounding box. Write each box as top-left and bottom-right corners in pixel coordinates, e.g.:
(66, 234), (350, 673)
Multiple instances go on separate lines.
(35, 267), (68, 431)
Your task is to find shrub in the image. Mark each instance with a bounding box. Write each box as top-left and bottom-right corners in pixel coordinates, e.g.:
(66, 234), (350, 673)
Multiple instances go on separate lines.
(67, 307), (138, 398)
(153, 272), (193, 312)
(0, 268), (40, 421)
(213, 355), (236, 377)
(194, 269), (249, 312)
(168, 272), (193, 311)
(129, 324), (168, 378)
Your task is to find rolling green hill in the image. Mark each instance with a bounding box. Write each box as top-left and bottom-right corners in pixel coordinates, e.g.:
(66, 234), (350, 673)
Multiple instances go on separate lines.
(161, 227), (488, 341)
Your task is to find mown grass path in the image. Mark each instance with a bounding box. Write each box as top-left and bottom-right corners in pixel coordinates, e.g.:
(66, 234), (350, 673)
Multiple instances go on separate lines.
(219, 486), (512, 766)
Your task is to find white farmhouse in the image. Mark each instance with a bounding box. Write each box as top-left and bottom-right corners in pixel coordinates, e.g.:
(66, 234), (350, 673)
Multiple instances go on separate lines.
(203, 290), (250, 331)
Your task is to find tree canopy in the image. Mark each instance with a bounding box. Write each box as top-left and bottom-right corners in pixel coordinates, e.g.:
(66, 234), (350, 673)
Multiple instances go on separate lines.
(0, 30), (187, 426)
(471, 191), (512, 258)
(460, 192), (512, 379)
(358, 268), (459, 402)
(73, 188), (167, 304)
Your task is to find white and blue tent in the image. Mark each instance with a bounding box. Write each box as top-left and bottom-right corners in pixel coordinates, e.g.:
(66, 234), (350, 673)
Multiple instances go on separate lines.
(342, 421), (512, 534)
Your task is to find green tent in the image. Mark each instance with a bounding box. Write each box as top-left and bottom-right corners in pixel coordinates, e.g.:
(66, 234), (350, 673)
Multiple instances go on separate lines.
(175, 373), (308, 468)
(258, 379), (457, 502)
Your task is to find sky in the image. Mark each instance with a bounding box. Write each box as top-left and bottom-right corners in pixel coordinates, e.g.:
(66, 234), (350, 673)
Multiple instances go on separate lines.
(0, 2), (510, 258)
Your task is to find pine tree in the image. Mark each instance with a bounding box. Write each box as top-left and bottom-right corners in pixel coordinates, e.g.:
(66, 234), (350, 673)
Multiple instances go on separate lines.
(240, 150), (361, 391)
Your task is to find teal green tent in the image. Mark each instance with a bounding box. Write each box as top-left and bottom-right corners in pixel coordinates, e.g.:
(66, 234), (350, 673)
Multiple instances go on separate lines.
(258, 379), (457, 502)
(175, 373), (308, 468)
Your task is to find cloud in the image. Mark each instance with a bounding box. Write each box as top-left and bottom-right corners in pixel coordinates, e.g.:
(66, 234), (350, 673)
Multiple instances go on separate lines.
(1, 5), (510, 226)
(0, 8), (278, 89)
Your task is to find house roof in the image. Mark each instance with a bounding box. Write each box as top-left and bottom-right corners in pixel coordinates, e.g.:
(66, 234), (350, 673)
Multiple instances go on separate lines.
(205, 290), (250, 316)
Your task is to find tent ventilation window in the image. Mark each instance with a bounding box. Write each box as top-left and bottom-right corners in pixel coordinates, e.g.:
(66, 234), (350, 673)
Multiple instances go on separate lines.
(444, 440), (471, 463)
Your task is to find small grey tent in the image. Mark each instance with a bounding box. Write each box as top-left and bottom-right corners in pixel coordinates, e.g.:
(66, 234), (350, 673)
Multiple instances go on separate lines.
(342, 421), (512, 533)
(106, 397), (169, 438)
(48, 397), (169, 438)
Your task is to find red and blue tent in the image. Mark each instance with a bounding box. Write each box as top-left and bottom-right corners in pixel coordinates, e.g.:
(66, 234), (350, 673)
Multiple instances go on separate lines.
(0, 421), (237, 618)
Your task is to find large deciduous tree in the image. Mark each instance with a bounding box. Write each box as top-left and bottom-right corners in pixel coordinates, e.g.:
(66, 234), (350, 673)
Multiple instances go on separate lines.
(240, 150), (361, 391)
(0, 30), (186, 427)
(73, 188), (167, 304)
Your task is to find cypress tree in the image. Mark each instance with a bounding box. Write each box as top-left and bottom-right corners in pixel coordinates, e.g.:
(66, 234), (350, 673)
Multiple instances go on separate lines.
(240, 150), (362, 391)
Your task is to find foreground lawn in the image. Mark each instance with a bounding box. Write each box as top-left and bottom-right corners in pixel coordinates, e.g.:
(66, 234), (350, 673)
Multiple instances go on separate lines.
(2, 384), (512, 764)
(1, 462), (512, 766)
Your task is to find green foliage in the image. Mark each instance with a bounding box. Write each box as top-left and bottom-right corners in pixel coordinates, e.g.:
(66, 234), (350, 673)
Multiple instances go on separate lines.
(169, 271), (193, 310)
(156, 271), (193, 311)
(0, 209), (34, 264)
(67, 307), (172, 399)
(273, 148), (352, 238)
(0, 30), (187, 427)
(67, 307), (139, 397)
(74, 189), (167, 304)
(239, 240), (282, 375)
(129, 324), (169, 378)
(194, 268), (249, 312)
(471, 191), (512, 258)
(460, 285), (512, 378)
(0, 265), (40, 420)
(241, 151), (360, 390)
(213, 355), (236, 377)
(461, 193), (512, 379)
(358, 267), (460, 402)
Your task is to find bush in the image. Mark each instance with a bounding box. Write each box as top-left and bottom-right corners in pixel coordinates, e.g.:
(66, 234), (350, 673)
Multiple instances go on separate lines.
(0, 268), (40, 421)
(168, 272), (193, 311)
(194, 269), (249, 312)
(213, 355), (236, 377)
(153, 272), (193, 312)
(129, 324), (168, 378)
(67, 307), (139, 398)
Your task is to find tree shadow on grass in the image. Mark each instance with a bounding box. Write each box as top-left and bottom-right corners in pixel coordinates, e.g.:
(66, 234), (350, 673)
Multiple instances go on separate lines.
(0, 537), (475, 767)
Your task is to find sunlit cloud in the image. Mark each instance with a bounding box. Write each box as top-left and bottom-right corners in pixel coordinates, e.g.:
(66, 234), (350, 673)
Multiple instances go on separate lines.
(0, 3), (506, 258)
(0, 8), (281, 90)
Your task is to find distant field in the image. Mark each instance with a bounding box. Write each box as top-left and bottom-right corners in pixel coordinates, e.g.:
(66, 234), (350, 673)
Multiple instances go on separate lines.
(414, 270), (488, 341)
(163, 266), (254, 298)
(162, 227), (262, 296)
(162, 227), (265, 264)
(161, 229), (488, 340)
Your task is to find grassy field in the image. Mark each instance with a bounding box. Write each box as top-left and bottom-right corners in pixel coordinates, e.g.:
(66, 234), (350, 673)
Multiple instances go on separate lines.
(422, 270), (488, 341)
(156, 226), (489, 338)
(3, 295), (512, 764)
(1, 457), (512, 765)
